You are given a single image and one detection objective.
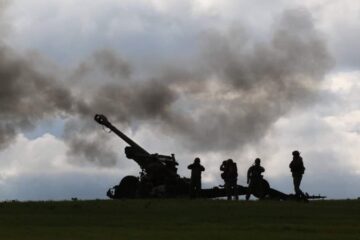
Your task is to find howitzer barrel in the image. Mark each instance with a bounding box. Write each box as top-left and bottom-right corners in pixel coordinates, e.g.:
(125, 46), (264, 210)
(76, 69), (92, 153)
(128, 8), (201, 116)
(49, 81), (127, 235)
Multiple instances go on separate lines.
(94, 114), (150, 156)
(305, 194), (326, 200)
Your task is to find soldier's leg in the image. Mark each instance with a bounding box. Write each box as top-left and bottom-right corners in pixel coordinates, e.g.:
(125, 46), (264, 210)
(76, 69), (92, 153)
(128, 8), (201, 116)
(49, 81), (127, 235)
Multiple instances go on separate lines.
(293, 177), (298, 195)
(233, 179), (239, 200)
(234, 185), (239, 200)
(246, 181), (252, 200)
(195, 179), (201, 198)
(296, 175), (305, 198)
(225, 182), (232, 200)
(293, 174), (302, 196)
(189, 180), (195, 198)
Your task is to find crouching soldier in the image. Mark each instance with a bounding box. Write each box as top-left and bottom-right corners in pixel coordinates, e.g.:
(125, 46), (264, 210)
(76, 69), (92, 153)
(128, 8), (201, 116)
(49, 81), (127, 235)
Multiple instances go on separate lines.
(246, 158), (265, 200)
(188, 157), (205, 198)
(220, 159), (238, 200)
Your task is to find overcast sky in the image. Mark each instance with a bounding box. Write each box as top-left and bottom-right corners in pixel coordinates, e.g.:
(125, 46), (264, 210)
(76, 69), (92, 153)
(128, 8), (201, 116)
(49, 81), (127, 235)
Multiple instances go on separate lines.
(0, 0), (359, 200)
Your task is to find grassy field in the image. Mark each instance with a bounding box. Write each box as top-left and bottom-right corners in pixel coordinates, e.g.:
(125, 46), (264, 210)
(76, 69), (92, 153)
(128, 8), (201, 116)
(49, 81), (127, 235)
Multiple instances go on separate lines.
(0, 199), (359, 240)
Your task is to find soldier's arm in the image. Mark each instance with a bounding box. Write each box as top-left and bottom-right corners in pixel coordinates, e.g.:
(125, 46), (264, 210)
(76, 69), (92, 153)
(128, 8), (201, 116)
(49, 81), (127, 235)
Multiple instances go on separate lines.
(300, 158), (305, 171)
(188, 164), (193, 169)
(220, 164), (225, 171)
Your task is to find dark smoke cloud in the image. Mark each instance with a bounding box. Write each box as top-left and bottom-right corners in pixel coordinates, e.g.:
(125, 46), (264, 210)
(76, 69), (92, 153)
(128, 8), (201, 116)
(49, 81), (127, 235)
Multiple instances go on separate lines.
(0, 46), (86, 148)
(90, 81), (177, 123)
(72, 49), (132, 83)
(61, 50), (180, 166)
(0, 7), (333, 166)
(165, 8), (333, 151)
(66, 133), (118, 167)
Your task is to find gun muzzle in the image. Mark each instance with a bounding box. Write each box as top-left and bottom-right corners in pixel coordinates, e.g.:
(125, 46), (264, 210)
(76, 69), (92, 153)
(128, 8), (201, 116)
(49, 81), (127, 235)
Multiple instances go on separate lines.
(94, 114), (108, 125)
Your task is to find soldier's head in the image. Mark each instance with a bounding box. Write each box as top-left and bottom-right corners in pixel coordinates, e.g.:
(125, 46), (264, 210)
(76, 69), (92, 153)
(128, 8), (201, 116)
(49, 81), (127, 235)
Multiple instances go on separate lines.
(255, 158), (261, 165)
(227, 159), (233, 163)
(292, 150), (300, 157)
(194, 157), (200, 164)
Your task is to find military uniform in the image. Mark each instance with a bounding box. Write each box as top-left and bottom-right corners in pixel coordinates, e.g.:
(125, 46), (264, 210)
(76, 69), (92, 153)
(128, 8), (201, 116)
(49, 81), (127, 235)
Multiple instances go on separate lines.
(289, 151), (305, 198)
(220, 159), (238, 200)
(188, 158), (205, 198)
(246, 161), (265, 200)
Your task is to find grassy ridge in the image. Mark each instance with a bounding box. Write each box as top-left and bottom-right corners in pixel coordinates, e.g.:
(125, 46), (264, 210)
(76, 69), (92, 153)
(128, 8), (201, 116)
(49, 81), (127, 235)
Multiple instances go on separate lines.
(0, 199), (359, 240)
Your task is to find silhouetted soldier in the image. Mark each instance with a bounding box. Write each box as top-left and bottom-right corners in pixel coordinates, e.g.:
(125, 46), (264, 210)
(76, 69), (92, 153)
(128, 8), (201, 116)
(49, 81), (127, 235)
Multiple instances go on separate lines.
(220, 159), (238, 200)
(188, 157), (205, 198)
(289, 150), (306, 198)
(246, 158), (265, 200)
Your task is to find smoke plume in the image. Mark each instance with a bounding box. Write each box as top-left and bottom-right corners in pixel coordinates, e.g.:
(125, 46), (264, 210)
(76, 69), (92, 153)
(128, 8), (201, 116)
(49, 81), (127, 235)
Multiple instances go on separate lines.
(0, 7), (333, 166)
(167, 9), (333, 151)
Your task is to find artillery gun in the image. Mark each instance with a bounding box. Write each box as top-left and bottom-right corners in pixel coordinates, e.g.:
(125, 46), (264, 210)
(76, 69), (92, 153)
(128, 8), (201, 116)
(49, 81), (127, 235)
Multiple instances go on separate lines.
(95, 114), (326, 201)
(94, 114), (189, 198)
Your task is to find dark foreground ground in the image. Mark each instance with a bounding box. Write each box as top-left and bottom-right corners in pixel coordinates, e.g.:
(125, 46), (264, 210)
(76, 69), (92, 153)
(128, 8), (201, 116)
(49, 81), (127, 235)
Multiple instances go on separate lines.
(0, 199), (359, 240)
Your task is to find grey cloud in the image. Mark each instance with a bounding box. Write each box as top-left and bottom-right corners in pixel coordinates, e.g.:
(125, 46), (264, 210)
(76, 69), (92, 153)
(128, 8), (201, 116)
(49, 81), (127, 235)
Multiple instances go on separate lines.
(70, 9), (333, 161)
(0, 46), (87, 148)
(72, 49), (132, 82)
(161, 8), (333, 151)
(0, 7), (333, 168)
(0, 0), (9, 38)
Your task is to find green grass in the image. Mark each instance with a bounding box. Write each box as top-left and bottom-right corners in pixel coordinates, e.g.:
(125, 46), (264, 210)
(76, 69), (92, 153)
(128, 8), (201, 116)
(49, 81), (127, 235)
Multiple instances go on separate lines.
(0, 199), (359, 240)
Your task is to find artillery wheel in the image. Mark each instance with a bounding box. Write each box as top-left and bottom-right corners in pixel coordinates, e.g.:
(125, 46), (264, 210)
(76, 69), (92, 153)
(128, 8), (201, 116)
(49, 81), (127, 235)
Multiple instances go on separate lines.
(252, 179), (270, 199)
(116, 175), (139, 198)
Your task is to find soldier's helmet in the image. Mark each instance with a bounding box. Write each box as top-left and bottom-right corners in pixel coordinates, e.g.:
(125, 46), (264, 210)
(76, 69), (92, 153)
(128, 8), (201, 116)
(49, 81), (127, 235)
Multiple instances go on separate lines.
(255, 158), (261, 164)
(194, 157), (200, 163)
(292, 150), (300, 156)
(227, 159), (233, 163)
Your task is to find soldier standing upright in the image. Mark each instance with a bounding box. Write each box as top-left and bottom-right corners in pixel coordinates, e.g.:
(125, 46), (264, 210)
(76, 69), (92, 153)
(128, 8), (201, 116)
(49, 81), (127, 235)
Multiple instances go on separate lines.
(246, 158), (265, 200)
(188, 157), (205, 198)
(220, 159), (238, 200)
(289, 150), (306, 198)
